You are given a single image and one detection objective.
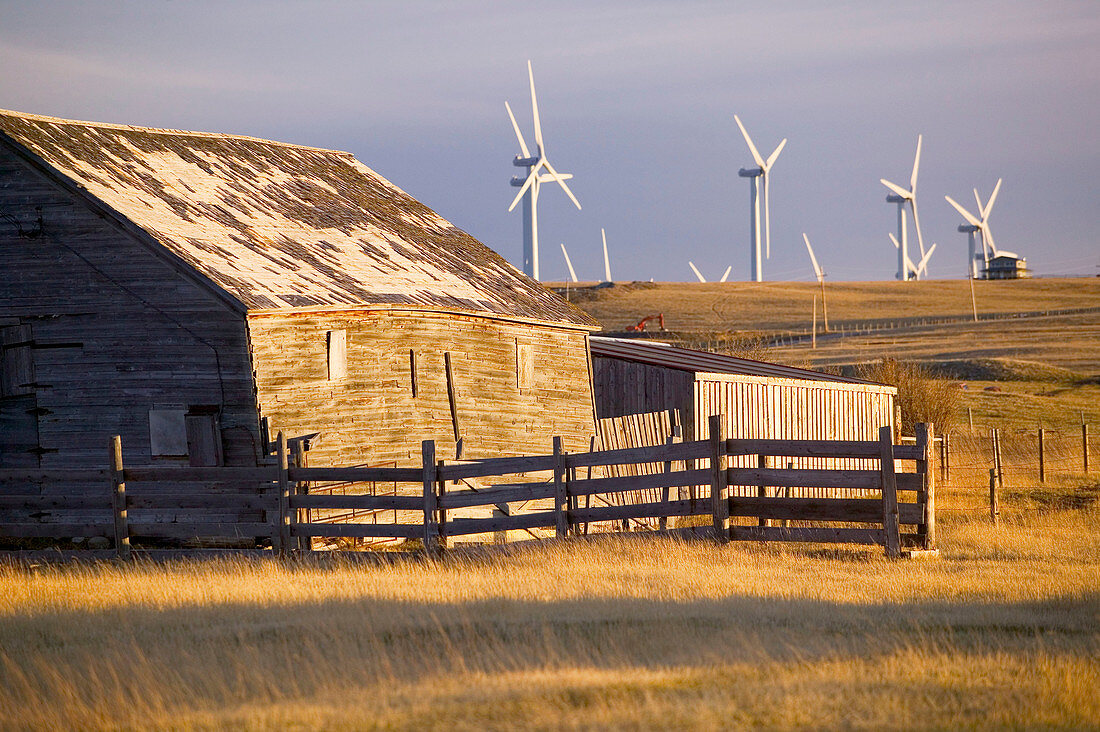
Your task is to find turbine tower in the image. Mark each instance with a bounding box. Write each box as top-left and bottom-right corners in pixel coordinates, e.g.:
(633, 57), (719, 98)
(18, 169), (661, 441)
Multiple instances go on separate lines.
(734, 115), (786, 282)
(880, 135), (926, 281)
(946, 178), (1002, 279)
(601, 228), (612, 283)
(506, 60), (581, 281)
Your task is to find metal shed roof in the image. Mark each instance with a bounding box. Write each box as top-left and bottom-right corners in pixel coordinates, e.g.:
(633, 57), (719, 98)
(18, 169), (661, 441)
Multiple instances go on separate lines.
(0, 109), (597, 328)
(590, 337), (882, 386)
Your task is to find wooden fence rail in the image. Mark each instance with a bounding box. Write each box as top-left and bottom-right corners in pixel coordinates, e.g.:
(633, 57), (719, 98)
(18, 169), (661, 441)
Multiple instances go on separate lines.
(0, 420), (935, 558)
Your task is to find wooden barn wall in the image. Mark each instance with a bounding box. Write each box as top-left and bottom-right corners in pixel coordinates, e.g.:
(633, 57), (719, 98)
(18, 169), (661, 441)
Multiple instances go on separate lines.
(0, 146), (262, 525)
(591, 357), (694, 424)
(248, 310), (597, 467)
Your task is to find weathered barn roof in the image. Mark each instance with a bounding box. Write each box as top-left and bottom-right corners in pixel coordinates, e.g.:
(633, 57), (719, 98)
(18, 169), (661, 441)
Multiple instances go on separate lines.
(590, 337), (888, 387)
(0, 109), (597, 327)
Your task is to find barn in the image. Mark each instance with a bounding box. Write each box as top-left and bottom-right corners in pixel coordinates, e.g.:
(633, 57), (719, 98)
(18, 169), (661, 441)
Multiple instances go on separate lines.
(0, 109), (600, 499)
(590, 337), (897, 476)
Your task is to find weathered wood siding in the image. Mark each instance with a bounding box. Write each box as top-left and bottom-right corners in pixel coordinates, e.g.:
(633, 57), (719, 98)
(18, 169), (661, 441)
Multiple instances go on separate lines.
(248, 310), (597, 467)
(592, 357), (695, 423)
(0, 146), (262, 527)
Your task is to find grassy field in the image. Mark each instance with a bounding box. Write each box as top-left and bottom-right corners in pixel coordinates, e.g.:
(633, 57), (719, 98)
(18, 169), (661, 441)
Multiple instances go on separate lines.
(1, 498), (1098, 730)
(563, 277), (1100, 432)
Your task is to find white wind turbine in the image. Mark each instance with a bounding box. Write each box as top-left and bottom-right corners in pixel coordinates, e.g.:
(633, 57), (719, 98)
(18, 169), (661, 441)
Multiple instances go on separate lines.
(735, 115), (786, 282)
(880, 135), (927, 281)
(600, 228), (612, 283)
(688, 262), (732, 282)
(945, 178), (1004, 279)
(560, 243), (578, 283)
(889, 233), (937, 281)
(803, 233), (830, 332)
(506, 60), (581, 281)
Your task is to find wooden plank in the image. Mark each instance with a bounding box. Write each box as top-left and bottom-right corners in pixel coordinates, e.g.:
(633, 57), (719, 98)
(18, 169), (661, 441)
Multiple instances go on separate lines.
(129, 522), (274, 539)
(289, 467), (422, 483)
(422, 440), (439, 554)
(126, 493), (274, 510)
(277, 433), (291, 555)
(289, 494), (421, 511)
(710, 415), (729, 542)
(0, 469), (112, 482)
(566, 440), (710, 469)
(553, 437), (568, 539)
(109, 435), (130, 559)
(438, 482), (556, 509)
(444, 351), (461, 442)
(724, 438), (881, 459)
(726, 468), (882, 490)
(123, 466), (279, 482)
(727, 497), (924, 524)
(729, 526), (886, 545)
(445, 510), (557, 537)
(290, 522), (421, 539)
(879, 425), (901, 558)
(915, 422), (935, 550)
(0, 523), (112, 538)
(0, 495), (111, 510)
(437, 454), (556, 480)
(570, 498), (707, 524)
(567, 469), (711, 498)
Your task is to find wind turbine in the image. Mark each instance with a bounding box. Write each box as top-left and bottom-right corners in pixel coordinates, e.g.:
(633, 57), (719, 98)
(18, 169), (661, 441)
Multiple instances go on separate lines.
(735, 115), (786, 282)
(889, 233), (937, 280)
(560, 243), (578, 283)
(688, 262), (732, 282)
(802, 233), (829, 331)
(880, 135), (927, 281)
(946, 178), (1003, 279)
(506, 60), (581, 281)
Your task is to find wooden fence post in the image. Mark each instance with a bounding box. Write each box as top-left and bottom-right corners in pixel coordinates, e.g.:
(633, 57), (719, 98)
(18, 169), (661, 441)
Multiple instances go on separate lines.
(989, 468), (999, 525)
(109, 435), (130, 560)
(421, 440), (439, 555)
(436, 459), (447, 551)
(878, 425), (901, 558)
(756, 454), (768, 527)
(276, 432), (291, 556)
(709, 415), (729, 543)
(943, 433), (951, 484)
(915, 423), (935, 551)
(1084, 424), (1090, 474)
(291, 441), (310, 553)
(1038, 427), (1046, 483)
(553, 436), (568, 539)
(659, 434), (675, 531)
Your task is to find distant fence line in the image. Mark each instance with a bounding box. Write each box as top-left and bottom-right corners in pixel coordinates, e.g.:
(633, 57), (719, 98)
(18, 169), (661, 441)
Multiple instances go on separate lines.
(0, 419), (936, 560)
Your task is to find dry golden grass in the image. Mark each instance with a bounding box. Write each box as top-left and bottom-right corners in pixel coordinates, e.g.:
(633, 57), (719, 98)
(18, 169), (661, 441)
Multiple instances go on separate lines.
(1, 501), (1098, 730)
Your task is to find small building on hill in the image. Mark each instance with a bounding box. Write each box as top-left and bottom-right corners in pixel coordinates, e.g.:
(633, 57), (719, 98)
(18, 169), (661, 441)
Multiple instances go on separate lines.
(590, 337), (896, 471)
(0, 110), (599, 501)
(984, 254), (1031, 280)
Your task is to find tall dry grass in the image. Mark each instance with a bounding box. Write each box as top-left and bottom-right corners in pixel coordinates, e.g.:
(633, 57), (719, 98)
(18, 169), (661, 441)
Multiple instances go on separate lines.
(1, 502), (1098, 730)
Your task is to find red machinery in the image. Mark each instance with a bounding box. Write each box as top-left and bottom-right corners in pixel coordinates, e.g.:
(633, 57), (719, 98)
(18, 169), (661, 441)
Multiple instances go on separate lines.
(625, 313), (665, 332)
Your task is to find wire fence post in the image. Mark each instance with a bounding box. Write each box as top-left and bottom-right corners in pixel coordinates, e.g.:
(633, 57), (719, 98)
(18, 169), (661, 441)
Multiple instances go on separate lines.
(1084, 423), (1090, 474)
(1038, 427), (1046, 483)
(878, 425), (901, 558)
(276, 432), (290, 556)
(989, 468), (999, 525)
(709, 415), (729, 543)
(421, 440), (439, 556)
(553, 436), (568, 539)
(109, 435), (130, 560)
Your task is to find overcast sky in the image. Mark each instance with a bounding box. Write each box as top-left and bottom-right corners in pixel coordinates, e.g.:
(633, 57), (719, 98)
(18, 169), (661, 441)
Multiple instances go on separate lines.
(2, 1), (1097, 282)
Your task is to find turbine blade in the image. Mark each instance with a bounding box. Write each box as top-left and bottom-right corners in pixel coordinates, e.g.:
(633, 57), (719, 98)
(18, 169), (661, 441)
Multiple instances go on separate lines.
(973, 188), (984, 214)
(910, 134), (922, 192)
(507, 171), (537, 212)
(505, 101), (531, 159)
(688, 261), (706, 282)
(984, 224), (997, 256)
(918, 242), (937, 274)
(540, 159), (582, 210)
(984, 178), (1002, 218)
(881, 178), (911, 199)
(911, 198), (926, 259)
(601, 228), (611, 283)
(889, 232), (900, 250)
(720, 265), (732, 283)
(528, 60), (543, 153)
(766, 138), (787, 169)
(803, 233), (823, 280)
(560, 243), (578, 283)
(734, 114), (765, 168)
(945, 195), (981, 227)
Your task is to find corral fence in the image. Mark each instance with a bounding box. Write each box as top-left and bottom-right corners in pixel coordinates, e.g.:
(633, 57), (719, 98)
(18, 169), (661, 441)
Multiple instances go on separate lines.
(0, 418), (936, 559)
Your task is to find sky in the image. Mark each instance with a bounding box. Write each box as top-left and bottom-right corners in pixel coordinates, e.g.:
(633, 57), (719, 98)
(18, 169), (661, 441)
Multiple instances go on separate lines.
(1, 1), (1097, 283)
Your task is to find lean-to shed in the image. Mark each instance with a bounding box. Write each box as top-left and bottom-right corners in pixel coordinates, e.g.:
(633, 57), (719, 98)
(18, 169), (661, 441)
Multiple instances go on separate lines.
(590, 337), (896, 465)
(0, 109), (599, 499)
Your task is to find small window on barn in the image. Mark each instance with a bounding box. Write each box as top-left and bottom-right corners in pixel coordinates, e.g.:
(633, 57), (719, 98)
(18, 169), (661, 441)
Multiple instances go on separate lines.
(185, 407), (223, 467)
(516, 341), (534, 389)
(327, 330), (346, 380)
(149, 408), (188, 457)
